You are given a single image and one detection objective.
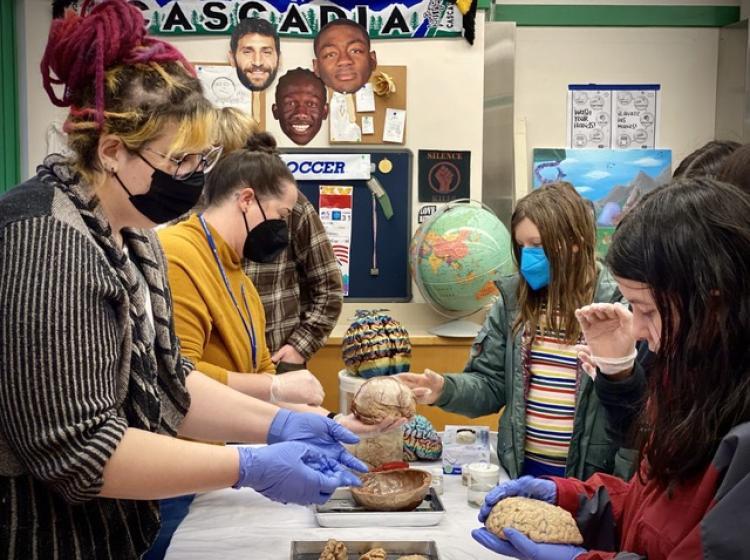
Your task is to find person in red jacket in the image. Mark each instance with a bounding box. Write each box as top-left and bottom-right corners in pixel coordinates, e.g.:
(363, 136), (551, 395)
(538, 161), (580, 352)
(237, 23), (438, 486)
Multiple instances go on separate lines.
(472, 176), (750, 560)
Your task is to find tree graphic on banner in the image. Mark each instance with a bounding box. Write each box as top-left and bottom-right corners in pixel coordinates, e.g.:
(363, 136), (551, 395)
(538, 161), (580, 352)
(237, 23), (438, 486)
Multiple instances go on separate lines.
(269, 11), (278, 30)
(149, 11), (161, 33)
(410, 11), (420, 30)
(305, 9), (319, 34)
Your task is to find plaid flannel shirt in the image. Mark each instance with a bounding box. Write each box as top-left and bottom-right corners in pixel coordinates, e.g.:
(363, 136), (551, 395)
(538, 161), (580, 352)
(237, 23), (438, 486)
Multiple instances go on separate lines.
(244, 193), (343, 360)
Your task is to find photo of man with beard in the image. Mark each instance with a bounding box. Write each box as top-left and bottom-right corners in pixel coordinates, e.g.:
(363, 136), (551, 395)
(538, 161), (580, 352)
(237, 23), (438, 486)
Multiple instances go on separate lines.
(228, 17), (280, 92)
(313, 19), (377, 94)
(272, 68), (329, 146)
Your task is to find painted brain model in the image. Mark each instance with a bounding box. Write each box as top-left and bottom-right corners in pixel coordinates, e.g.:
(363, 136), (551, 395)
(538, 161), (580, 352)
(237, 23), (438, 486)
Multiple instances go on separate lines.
(403, 414), (442, 461)
(342, 310), (411, 378)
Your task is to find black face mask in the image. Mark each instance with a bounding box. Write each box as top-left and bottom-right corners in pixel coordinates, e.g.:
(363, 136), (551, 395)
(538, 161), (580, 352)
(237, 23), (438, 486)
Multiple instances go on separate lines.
(114, 154), (204, 224)
(242, 200), (289, 263)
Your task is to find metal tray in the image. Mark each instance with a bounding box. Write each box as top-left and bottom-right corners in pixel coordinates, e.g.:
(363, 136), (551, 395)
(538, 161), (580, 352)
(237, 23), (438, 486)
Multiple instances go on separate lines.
(314, 487), (445, 528)
(290, 540), (440, 559)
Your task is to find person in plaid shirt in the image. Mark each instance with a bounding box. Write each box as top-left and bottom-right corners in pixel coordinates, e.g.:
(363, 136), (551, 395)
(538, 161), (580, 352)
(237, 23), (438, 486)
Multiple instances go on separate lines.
(244, 191), (343, 373)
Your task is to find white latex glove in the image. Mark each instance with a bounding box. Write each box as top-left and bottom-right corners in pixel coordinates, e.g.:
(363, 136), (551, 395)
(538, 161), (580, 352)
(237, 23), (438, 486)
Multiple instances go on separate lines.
(574, 344), (597, 380)
(335, 413), (407, 436)
(271, 344), (305, 365)
(575, 302), (637, 375)
(266, 370), (325, 406)
(394, 369), (444, 405)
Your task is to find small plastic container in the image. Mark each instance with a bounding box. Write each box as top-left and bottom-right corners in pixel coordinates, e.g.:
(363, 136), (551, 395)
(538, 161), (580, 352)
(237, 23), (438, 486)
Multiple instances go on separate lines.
(466, 463), (500, 508)
(430, 467), (444, 495)
(338, 369), (366, 414)
(461, 464), (471, 486)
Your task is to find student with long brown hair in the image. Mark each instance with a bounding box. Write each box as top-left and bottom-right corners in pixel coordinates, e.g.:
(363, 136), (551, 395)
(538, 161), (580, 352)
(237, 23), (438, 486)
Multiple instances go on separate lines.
(399, 182), (632, 480)
(0, 3), (364, 558)
(473, 177), (750, 559)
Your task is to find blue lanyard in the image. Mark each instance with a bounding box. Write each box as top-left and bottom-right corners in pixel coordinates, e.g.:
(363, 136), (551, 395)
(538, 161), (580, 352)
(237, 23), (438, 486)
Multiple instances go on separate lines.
(198, 214), (257, 370)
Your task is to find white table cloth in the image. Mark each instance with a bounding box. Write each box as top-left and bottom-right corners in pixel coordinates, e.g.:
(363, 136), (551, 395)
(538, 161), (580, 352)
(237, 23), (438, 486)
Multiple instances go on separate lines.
(166, 462), (513, 560)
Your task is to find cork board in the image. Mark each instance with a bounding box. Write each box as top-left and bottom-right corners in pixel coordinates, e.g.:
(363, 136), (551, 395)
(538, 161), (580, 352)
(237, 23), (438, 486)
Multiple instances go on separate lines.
(329, 65), (407, 145)
(193, 62), (266, 132)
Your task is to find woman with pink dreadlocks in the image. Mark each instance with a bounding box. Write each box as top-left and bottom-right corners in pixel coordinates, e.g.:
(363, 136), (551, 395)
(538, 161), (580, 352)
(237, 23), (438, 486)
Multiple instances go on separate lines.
(0, 2), (370, 558)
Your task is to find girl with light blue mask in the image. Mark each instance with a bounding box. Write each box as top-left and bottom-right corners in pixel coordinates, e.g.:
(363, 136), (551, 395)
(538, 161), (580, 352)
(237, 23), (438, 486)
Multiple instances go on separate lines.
(398, 182), (631, 484)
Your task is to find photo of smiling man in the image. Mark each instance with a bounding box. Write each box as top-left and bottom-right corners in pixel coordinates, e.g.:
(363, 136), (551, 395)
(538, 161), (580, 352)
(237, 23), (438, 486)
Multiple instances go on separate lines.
(272, 68), (329, 146)
(229, 17), (280, 92)
(313, 19), (377, 94)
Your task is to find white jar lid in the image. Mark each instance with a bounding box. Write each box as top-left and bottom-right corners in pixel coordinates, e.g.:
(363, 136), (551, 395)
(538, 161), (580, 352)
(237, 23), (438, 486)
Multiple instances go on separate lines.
(468, 462), (500, 482)
(468, 462), (499, 473)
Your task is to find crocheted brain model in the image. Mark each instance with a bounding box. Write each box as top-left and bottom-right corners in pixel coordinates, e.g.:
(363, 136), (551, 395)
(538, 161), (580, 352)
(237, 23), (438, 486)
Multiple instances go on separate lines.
(342, 310), (411, 378)
(403, 415), (442, 461)
(486, 497), (584, 545)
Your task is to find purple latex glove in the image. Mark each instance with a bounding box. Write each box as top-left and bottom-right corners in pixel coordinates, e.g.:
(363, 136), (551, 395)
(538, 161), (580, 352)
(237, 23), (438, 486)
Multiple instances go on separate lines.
(472, 528), (586, 560)
(267, 410), (368, 473)
(479, 476), (557, 523)
(234, 442), (362, 505)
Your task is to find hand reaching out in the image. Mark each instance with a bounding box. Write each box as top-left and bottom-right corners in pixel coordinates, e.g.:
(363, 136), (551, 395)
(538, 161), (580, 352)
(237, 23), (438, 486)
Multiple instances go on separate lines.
(394, 369), (444, 404)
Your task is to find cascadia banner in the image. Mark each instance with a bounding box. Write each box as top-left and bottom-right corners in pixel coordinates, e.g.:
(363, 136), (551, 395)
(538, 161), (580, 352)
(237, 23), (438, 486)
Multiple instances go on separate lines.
(130, 0), (464, 38)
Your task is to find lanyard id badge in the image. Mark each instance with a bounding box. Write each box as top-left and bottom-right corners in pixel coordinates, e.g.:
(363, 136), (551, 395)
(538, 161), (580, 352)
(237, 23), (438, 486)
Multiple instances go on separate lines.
(198, 214), (257, 370)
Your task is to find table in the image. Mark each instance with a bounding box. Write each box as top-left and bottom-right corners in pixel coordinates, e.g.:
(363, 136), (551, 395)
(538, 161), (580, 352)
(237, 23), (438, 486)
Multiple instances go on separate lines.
(166, 462), (513, 560)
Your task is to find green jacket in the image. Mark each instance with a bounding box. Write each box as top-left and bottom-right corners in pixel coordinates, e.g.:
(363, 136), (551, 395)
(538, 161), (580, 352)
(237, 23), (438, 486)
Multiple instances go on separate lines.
(435, 266), (635, 480)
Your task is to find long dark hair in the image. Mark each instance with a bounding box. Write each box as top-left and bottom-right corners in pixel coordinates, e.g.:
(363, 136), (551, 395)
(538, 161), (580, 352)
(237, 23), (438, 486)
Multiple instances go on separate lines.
(717, 142), (750, 197)
(607, 177), (750, 488)
(672, 140), (740, 179)
(511, 181), (597, 344)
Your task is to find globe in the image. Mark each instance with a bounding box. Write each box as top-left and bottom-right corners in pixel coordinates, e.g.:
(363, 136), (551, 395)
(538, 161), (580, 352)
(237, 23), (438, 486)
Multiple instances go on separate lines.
(410, 201), (514, 324)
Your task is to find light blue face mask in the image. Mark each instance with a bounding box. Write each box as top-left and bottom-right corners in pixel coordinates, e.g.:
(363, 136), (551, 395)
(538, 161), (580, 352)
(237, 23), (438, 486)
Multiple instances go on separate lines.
(520, 246), (550, 290)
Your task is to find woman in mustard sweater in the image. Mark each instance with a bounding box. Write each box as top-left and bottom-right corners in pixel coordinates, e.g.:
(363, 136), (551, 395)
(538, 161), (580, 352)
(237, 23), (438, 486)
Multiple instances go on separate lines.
(159, 132), (321, 406)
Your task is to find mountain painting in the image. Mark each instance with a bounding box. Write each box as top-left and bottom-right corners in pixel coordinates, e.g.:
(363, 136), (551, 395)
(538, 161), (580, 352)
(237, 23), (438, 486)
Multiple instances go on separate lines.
(532, 148), (672, 256)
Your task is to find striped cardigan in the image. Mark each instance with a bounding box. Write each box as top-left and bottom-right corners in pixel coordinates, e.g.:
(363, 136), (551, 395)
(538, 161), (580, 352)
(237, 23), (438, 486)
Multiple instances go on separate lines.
(0, 157), (193, 559)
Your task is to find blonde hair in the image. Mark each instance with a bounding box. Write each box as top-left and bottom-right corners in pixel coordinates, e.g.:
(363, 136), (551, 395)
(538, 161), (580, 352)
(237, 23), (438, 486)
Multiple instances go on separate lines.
(511, 181), (597, 344)
(65, 61), (216, 183)
(214, 107), (258, 154)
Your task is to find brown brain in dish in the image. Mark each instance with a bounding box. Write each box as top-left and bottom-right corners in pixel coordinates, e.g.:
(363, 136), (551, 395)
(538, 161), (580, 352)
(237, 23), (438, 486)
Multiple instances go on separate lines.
(359, 547), (387, 560)
(351, 376), (416, 425)
(485, 497), (584, 545)
(350, 468), (431, 511)
(319, 538), (347, 560)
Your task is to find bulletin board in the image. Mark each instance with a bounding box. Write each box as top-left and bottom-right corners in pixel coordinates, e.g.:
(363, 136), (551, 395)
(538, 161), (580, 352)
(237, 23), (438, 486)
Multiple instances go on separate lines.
(286, 148), (413, 302)
(329, 65), (407, 146)
(193, 62), (267, 131)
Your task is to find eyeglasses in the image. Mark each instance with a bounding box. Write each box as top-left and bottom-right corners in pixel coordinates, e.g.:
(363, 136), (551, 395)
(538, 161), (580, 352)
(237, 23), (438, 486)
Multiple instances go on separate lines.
(143, 145), (223, 180)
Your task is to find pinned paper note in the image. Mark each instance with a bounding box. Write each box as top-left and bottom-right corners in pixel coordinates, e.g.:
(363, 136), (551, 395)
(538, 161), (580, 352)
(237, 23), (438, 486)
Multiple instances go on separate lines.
(362, 115), (375, 135)
(330, 91), (362, 142)
(355, 83), (376, 113)
(383, 108), (406, 143)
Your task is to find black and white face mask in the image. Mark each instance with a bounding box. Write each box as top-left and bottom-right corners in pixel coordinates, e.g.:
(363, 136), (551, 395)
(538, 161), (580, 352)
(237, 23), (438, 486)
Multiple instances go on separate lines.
(242, 199), (289, 263)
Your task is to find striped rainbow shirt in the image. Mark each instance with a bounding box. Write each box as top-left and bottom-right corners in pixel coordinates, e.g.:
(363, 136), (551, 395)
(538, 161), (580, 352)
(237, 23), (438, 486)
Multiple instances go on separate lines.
(523, 326), (580, 477)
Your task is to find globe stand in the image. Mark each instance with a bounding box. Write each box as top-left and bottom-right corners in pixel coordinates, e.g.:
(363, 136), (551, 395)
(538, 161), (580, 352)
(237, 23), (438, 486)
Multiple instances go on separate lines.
(429, 318), (482, 338)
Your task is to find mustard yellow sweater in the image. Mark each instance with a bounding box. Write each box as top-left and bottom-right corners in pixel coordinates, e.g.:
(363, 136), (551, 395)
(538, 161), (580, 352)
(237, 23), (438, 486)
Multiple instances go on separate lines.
(159, 214), (274, 384)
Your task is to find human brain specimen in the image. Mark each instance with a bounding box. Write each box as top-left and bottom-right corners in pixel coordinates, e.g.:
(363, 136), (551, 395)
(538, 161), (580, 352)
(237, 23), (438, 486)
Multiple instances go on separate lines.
(359, 547), (386, 560)
(318, 538), (347, 560)
(351, 376), (416, 424)
(485, 497), (584, 545)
